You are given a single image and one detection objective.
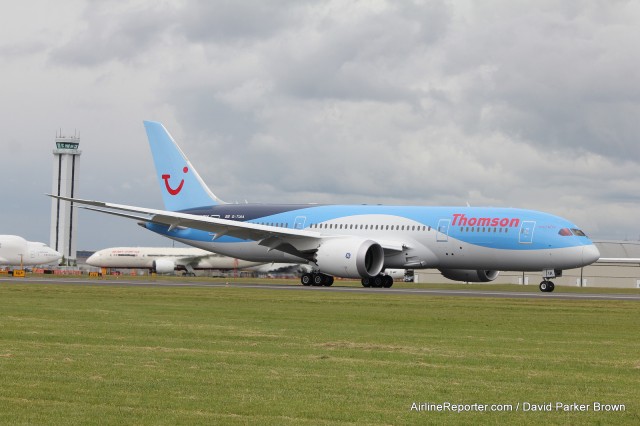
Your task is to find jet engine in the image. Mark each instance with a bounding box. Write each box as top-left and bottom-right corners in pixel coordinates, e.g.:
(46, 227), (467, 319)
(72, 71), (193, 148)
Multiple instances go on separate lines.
(152, 258), (176, 274)
(314, 238), (384, 279)
(438, 269), (500, 282)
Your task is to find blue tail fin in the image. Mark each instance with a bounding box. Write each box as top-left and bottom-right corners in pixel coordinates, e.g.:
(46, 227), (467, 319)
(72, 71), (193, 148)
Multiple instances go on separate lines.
(144, 121), (224, 211)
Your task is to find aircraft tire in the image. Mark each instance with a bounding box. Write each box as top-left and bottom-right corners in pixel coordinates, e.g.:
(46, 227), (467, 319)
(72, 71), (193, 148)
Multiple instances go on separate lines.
(323, 276), (334, 287)
(383, 275), (393, 288)
(313, 274), (324, 286)
(539, 281), (548, 292)
(373, 275), (383, 288)
(548, 282), (555, 292)
(361, 277), (371, 287)
(301, 273), (312, 286)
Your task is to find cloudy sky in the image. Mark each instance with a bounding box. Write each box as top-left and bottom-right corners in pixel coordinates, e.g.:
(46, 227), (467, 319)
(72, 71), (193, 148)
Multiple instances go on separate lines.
(2, 0), (639, 250)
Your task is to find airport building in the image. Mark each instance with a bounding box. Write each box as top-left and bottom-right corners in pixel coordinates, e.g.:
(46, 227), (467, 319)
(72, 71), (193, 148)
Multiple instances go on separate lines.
(414, 241), (640, 289)
(50, 132), (81, 266)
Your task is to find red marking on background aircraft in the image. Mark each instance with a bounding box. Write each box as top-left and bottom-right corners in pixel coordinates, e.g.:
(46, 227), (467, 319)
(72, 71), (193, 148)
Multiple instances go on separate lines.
(162, 167), (188, 195)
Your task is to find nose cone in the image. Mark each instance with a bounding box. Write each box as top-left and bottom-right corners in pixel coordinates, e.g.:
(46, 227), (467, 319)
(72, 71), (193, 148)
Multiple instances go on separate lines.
(52, 249), (63, 261)
(582, 244), (600, 265)
(86, 253), (99, 266)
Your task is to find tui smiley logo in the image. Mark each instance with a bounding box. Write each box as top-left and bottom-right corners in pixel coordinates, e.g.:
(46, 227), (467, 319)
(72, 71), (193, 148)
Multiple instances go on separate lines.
(162, 166), (188, 195)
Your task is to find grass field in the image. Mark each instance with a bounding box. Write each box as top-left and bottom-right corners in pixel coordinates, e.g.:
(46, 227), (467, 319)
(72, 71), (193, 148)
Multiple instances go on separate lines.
(1, 281), (638, 425)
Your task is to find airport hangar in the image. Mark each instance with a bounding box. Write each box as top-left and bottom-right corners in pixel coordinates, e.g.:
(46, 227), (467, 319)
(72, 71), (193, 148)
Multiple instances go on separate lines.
(414, 240), (640, 289)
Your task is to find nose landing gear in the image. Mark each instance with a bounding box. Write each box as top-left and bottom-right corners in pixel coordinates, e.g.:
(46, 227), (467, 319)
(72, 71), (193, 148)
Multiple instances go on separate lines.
(539, 280), (555, 292)
(539, 269), (561, 292)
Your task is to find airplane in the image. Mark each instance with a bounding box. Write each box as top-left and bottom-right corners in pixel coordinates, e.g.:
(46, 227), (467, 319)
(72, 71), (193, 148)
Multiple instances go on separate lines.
(248, 262), (313, 276)
(86, 246), (264, 275)
(0, 235), (62, 267)
(49, 121), (600, 292)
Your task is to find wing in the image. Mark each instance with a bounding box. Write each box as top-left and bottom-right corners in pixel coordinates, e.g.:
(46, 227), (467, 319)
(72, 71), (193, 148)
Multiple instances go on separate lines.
(596, 258), (640, 264)
(49, 195), (406, 259)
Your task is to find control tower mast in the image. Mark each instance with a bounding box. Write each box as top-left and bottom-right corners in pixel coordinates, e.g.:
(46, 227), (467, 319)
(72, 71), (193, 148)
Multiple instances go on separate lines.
(50, 131), (81, 266)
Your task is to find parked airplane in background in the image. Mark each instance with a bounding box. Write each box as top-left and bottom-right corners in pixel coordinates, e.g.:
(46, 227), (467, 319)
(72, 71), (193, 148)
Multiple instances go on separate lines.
(50, 121), (600, 292)
(0, 235), (62, 266)
(87, 247), (264, 275)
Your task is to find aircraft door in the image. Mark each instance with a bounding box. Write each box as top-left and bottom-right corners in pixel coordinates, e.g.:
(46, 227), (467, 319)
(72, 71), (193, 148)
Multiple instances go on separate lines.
(519, 221), (535, 244)
(436, 219), (450, 242)
(294, 216), (306, 230)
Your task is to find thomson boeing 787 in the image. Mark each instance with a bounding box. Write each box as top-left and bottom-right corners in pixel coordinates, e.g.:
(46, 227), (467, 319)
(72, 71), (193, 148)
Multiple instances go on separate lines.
(51, 121), (600, 292)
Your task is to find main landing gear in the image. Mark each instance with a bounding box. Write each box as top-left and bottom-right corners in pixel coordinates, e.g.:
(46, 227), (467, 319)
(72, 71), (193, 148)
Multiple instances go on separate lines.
(300, 273), (394, 288)
(361, 274), (394, 288)
(301, 273), (334, 287)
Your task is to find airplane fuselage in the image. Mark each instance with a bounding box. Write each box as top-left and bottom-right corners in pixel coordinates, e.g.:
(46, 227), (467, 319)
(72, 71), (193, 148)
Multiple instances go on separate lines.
(87, 247), (263, 270)
(0, 235), (62, 266)
(144, 204), (599, 272)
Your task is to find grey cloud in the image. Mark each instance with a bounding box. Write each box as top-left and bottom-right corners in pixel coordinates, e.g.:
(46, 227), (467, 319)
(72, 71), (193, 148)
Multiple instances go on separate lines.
(175, 0), (303, 43)
(432, 2), (640, 162)
(266, 2), (450, 103)
(50, 0), (306, 67)
(50, 2), (176, 66)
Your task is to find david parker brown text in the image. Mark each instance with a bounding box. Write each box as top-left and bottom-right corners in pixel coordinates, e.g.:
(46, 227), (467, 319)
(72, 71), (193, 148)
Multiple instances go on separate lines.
(410, 402), (626, 413)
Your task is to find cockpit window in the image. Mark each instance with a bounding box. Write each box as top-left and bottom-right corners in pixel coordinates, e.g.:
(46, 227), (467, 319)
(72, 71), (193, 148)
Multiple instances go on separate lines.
(559, 228), (587, 237)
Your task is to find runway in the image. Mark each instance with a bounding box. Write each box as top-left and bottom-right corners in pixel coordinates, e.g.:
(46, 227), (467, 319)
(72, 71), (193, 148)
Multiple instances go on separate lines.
(2, 277), (640, 301)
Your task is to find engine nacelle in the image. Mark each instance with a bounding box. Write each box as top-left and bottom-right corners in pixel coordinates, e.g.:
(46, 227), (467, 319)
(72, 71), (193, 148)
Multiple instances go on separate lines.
(315, 238), (384, 279)
(152, 258), (176, 274)
(438, 269), (500, 282)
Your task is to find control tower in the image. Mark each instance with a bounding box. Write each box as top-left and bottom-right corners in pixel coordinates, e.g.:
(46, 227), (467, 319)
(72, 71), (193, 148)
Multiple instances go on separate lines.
(50, 132), (81, 266)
